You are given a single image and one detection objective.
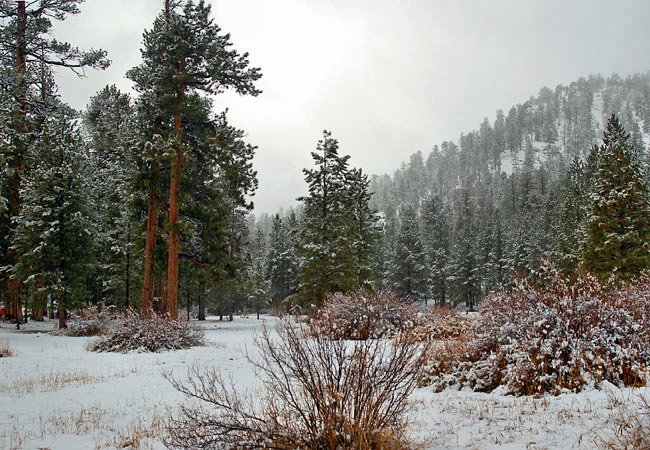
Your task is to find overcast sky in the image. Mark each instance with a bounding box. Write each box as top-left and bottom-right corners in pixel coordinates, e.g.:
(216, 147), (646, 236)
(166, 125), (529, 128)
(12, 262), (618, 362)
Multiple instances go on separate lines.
(52, 0), (650, 214)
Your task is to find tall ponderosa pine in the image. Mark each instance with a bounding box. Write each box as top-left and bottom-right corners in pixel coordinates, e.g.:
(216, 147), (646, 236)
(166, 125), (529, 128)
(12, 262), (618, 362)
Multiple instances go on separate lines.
(0, 0), (108, 322)
(582, 114), (650, 280)
(127, 0), (261, 318)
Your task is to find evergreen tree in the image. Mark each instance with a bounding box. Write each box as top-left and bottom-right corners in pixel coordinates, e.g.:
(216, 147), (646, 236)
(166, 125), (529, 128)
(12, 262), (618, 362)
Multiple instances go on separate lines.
(553, 157), (589, 273)
(244, 227), (269, 319)
(12, 111), (91, 328)
(295, 131), (355, 307)
(375, 205), (398, 291)
(266, 214), (298, 311)
(345, 167), (380, 287)
(0, 0), (108, 322)
(447, 190), (479, 309)
(390, 206), (427, 302)
(127, 0), (261, 318)
(582, 114), (650, 280)
(83, 85), (137, 307)
(420, 195), (450, 305)
(295, 131), (379, 307)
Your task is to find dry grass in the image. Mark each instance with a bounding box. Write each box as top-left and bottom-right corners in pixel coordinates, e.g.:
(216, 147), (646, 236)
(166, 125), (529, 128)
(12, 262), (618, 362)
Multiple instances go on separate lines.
(0, 368), (138, 394)
(0, 421), (29, 450)
(596, 393), (650, 449)
(0, 339), (13, 357)
(207, 340), (229, 350)
(1, 402), (167, 450)
(410, 387), (624, 448)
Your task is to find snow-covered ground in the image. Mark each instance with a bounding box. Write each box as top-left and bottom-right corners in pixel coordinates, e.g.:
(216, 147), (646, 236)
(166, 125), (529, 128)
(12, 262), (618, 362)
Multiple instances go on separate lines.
(0, 317), (646, 449)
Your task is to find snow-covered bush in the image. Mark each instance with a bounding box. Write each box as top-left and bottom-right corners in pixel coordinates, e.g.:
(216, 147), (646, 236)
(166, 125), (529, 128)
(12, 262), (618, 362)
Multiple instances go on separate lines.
(311, 289), (418, 340)
(62, 305), (120, 336)
(165, 318), (430, 449)
(89, 309), (204, 353)
(423, 268), (650, 395)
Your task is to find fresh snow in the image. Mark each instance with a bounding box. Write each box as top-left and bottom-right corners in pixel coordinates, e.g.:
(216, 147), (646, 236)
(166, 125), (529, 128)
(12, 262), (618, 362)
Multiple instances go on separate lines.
(0, 317), (647, 449)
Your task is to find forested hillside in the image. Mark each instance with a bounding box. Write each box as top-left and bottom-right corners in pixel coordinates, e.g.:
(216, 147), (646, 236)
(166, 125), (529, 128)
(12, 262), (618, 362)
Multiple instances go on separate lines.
(366, 72), (650, 307)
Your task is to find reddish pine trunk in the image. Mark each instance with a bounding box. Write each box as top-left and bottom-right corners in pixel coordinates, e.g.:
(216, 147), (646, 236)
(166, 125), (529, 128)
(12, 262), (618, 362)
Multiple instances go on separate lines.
(228, 287), (234, 322)
(167, 145), (180, 320)
(6, 1), (28, 324)
(125, 223), (131, 308)
(166, 56), (185, 321)
(58, 306), (67, 329)
(155, 274), (168, 314)
(30, 275), (45, 321)
(142, 191), (158, 316)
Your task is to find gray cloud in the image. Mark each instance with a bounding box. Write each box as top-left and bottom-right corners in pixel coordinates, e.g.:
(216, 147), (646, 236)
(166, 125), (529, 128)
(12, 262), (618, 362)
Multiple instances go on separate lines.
(53, 0), (650, 214)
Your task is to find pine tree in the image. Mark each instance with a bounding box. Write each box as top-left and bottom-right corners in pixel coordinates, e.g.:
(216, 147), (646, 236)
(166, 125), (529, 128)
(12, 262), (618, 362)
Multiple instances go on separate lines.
(582, 114), (650, 280)
(12, 111), (92, 328)
(244, 227), (269, 319)
(266, 214), (298, 311)
(390, 206), (427, 302)
(553, 157), (589, 273)
(83, 85), (137, 307)
(420, 195), (450, 305)
(345, 168), (380, 288)
(127, 0), (261, 318)
(295, 131), (356, 307)
(0, 0), (108, 322)
(375, 205), (398, 291)
(447, 190), (479, 309)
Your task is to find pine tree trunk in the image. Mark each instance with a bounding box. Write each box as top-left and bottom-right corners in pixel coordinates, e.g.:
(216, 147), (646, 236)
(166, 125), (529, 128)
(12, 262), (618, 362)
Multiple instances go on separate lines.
(198, 295), (205, 321)
(58, 306), (67, 329)
(167, 145), (180, 320)
(6, 1), (28, 325)
(125, 223), (131, 308)
(142, 191), (158, 316)
(228, 287), (233, 321)
(31, 275), (45, 321)
(166, 56), (185, 321)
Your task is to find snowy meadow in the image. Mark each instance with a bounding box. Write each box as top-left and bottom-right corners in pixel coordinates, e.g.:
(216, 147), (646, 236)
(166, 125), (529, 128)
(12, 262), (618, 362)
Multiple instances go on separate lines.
(0, 314), (648, 449)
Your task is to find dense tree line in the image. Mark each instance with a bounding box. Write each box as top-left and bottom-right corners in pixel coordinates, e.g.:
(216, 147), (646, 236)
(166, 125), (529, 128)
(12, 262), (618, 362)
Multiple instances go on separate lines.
(0, 0), (263, 326)
(368, 73), (650, 307)
(1, 0), (647, 322)
(239, 74), (649, 314)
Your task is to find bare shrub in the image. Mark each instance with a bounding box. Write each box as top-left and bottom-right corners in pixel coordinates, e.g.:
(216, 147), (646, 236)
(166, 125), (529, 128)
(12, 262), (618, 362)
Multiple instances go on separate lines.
(89, 309), (204, 353)
(424, 267), (650, 395)
(407, 306), (475, 342)
(165, 318), (430, 449)
(312, 289), (418, 340)
(59, 304), (120, 336)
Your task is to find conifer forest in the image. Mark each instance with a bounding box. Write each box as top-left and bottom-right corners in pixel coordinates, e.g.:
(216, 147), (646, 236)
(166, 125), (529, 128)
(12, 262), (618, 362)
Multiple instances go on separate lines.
(0, 1), (649, 449)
